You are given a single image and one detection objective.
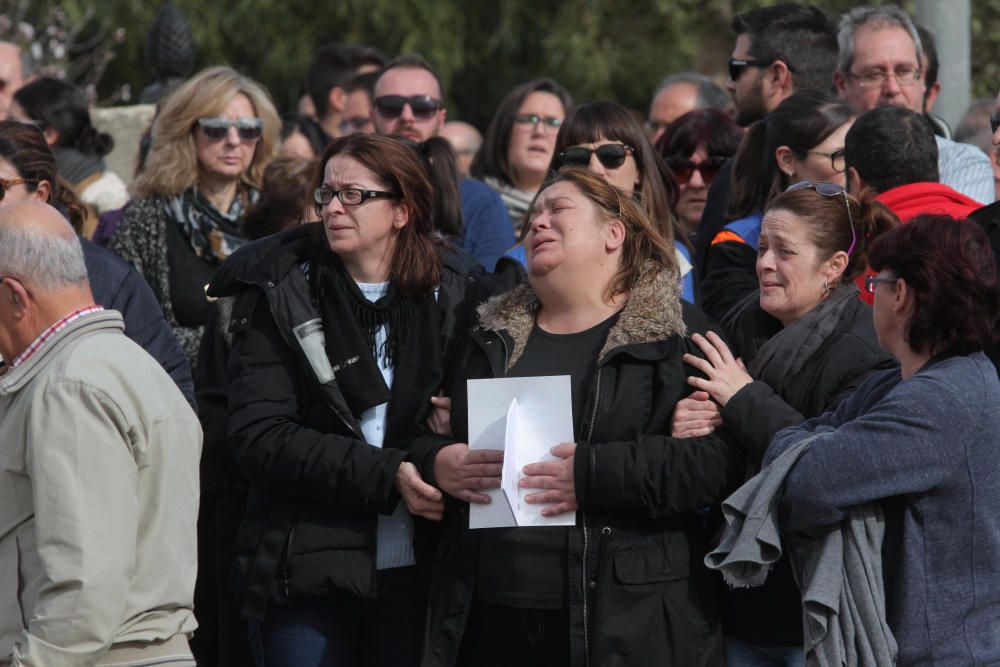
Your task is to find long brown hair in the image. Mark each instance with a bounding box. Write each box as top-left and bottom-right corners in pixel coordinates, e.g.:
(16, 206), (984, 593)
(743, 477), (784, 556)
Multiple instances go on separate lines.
(313, 134), (442, 297)
(0, 120), (86, 231)
(539, 167), (678, 300)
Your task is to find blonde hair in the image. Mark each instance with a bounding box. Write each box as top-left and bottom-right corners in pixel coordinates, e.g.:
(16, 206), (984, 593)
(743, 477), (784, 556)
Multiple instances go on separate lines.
(539, 167), (679, 300)
(131, 66), (280, 198)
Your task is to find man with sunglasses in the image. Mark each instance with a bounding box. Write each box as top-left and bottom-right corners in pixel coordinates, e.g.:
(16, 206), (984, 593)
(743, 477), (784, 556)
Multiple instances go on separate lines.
(694, 3), (838, 278)
(835, 6), (993, 205)
(371, 54), (514, 271)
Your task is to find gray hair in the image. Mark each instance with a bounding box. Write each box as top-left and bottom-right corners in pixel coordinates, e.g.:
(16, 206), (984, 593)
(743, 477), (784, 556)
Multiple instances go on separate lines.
(0, 222), (88, 291)
(837, 5), (922, 74)
(653, 71), (729, 111)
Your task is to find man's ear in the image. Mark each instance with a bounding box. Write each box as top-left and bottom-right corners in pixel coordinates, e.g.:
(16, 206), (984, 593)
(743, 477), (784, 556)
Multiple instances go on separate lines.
(834, 70), (849, 99)
(847, 166), (864, 195)
(769, 60), (794, 98)
(923, 81), (941, 114)
(327, 86), (346, 115)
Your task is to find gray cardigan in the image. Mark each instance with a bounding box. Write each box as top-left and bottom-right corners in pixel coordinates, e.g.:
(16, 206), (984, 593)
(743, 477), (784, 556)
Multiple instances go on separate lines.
(764, 352), (1000, 666)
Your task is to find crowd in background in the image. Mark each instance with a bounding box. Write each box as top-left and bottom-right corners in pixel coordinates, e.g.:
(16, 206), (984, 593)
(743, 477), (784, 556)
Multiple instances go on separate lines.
(1, 2), (1000, 667)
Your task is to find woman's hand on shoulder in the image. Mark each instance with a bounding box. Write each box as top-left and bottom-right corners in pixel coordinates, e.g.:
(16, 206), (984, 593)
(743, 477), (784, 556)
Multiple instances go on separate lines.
(671, 391), (722, 438)
(521, 442), (577, 517)
(683, 331), (753, 407)
(395, 462), (445, 521)
(433, 442), (503, 504)
(427, 393), (452, 436)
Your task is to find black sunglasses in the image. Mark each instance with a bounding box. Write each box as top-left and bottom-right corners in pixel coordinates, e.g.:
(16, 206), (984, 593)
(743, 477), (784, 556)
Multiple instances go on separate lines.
(665, 156), (727, 185)
(558, 143), (634, 170)
(728, 57), (792, 81)
(991, 112), (1000, 135)
(373, 95), (443, 120)
(197, 117), (263, 142)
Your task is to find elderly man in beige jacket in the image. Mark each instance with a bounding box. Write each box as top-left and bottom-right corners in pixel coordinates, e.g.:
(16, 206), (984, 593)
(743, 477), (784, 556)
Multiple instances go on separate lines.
(0, 202), (201, 666)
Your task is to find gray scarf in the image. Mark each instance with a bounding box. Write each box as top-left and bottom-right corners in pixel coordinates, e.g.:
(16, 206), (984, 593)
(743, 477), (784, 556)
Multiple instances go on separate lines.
(749, 283), (861, 394)
(54, 147), (105, 186)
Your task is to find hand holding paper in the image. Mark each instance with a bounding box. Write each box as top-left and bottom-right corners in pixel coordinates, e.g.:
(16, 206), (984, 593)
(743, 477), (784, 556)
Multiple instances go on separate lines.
(433, 442), (503, 504)
(521, 442), (578, 517)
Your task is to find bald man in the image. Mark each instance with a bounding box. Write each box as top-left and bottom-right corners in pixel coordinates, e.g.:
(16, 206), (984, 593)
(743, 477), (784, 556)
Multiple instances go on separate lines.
(0, 201), (201, 666)
(440, 120), (482, 176)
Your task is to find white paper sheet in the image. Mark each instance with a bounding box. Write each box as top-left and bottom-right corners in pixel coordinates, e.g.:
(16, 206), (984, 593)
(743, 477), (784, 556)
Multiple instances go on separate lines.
(467, 375), (576, 528)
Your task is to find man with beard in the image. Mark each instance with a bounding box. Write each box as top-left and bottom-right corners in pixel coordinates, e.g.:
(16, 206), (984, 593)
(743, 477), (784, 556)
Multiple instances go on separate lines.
(694, 3), (838, 280)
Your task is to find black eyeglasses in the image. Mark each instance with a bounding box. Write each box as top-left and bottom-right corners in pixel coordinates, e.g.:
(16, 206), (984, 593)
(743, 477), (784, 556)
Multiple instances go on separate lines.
(0, 177), (39, 201)
(665, 156), (727, 185)
(314, 186), (400, 207)
(991, 112), (1000, 135)
(728, 57), (791, 81)
(514, 114), (563, 131)
(785, 180), (856, 256)
(558, 143), (634, 170)
(197, 117), (263, 142)
(864, 275), (896, 295)
(373, 95), (443, 120)
(808, 148), (846, 174)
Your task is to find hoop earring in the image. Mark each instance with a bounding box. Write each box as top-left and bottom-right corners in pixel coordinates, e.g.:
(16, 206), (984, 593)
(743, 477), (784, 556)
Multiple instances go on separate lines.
(822, 281), (830, 297)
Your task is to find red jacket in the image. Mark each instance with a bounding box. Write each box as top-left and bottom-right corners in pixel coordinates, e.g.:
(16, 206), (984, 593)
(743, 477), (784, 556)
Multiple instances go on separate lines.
(854, 182), (983, 303)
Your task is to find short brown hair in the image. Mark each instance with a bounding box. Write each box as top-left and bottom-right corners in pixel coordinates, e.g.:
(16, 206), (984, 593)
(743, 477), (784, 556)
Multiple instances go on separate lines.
(313, 134), (442, 297)
(537, 167), (678, 300)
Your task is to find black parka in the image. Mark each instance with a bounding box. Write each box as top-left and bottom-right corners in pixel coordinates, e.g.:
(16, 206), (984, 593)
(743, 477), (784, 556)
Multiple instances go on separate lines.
(206, 223), (488, 619)
(418, 263), (745, 667)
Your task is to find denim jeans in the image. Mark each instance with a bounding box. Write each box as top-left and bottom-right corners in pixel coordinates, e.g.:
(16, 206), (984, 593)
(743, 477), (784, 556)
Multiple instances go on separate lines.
(725, 636), (806, 667)
(248, 566), (424, 667)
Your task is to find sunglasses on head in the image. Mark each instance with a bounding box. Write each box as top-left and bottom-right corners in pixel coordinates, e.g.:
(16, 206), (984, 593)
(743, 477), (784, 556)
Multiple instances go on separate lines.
(665, 156), (727, 185)
(786, 180), (856, 256)
(991, 112), (1000, 135)
(197, 117), (263, 142)
(373, 95), (443, 120)
(559, 143), (634, 170)
(0, 177), (39, 201)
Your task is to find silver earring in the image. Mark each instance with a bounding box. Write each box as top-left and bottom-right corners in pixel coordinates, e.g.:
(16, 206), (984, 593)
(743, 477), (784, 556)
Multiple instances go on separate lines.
(822, 281), (830, 297)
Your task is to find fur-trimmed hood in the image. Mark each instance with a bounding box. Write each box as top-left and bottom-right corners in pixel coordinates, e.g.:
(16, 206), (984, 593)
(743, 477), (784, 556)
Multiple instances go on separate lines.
(477, 261), (686, 370)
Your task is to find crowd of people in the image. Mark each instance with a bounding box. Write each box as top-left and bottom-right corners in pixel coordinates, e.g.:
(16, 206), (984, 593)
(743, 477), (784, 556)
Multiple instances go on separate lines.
(0, 2), (999, 667)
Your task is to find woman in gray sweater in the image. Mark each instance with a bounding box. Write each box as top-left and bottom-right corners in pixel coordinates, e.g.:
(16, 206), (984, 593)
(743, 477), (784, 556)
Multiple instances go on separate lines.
(764, 214), (1000, 666)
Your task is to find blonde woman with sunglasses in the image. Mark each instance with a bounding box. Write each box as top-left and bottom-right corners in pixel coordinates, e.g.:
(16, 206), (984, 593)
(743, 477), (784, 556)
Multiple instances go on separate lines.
(108, 66), (280, 366)
(672, 183), (897, 666)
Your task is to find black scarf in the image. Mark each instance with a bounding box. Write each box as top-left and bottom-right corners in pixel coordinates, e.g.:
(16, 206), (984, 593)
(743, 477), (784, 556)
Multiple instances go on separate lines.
(309, 248), (441, 417)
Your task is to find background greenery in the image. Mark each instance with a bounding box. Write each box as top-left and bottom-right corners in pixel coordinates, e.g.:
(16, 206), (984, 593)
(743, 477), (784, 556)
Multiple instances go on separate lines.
(5, 0), (999, 129)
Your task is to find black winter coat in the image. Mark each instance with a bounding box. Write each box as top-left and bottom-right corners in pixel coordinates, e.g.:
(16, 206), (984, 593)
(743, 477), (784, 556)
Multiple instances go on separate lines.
(206, 224), (487, 620)
(418, 263), (745, 667)
(718, 293), (896, 646)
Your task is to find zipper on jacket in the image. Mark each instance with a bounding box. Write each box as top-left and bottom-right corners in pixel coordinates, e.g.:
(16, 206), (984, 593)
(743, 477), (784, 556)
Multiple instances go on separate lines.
(581, 365), (602, 666)
(282, 523), (296, 601)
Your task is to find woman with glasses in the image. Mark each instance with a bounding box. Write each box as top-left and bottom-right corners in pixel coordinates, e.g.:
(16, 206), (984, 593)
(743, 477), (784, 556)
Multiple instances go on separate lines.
(207, 133), (487, 667)
(672, 183), (897, 666)
(420, 167), (742, 667)
(548, 101), (698, 302)
(763, 214), (1000, 665)
(108, 66), (280, 366)
(471, 79), (573, 233)
(655, 108), (742, 241)
(701, 90), (853, 321)
(10, 77), (129, 235)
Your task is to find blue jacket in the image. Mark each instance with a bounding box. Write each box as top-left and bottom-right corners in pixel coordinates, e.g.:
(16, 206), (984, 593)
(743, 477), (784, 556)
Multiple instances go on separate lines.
(82, 239), (195, 408)
(459, 178), (515, 272)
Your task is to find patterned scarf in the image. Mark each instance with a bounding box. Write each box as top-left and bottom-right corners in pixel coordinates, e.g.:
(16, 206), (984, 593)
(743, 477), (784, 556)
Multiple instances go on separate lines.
(164, 186), (258, 264)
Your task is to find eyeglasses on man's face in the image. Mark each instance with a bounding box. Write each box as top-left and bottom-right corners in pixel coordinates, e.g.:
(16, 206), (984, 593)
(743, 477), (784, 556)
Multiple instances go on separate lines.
(372, 95), (443, 120)
(848, 65), (922, 88)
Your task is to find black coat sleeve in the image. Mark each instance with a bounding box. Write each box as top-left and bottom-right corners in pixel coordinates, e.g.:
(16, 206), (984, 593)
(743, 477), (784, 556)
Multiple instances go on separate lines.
(700, 239), (759, 322)
(226, 291), (406, 513)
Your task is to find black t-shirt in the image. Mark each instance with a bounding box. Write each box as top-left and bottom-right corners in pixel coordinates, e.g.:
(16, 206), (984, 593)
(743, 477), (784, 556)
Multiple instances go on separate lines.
(476, 311), (619, 610)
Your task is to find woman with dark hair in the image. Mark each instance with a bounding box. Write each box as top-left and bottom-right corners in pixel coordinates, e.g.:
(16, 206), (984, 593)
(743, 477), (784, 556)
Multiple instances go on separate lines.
(548, 101), (699, 302)
(108, 66), (281, 366)
(672, 183), (897, 665)
(206, 133), (487, 667)
(759, 214), (1000, 665)
(471, 78), (573, 232)
(12, 77), (129, 229)
(279, 112), (328, 159)
(702, 90), (854, 320)
(0, 120), (193, 402)
(656, 108), (742, 241)
(419, 167), (742, 666)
